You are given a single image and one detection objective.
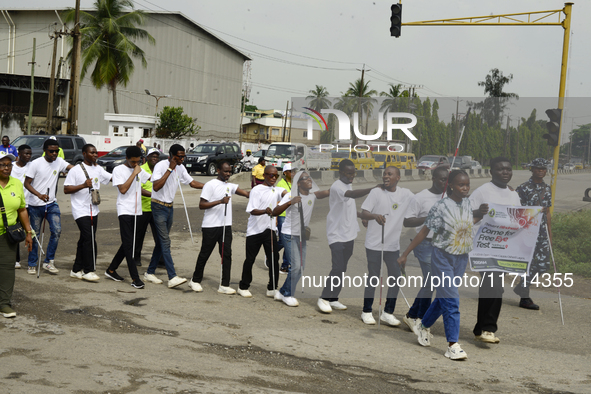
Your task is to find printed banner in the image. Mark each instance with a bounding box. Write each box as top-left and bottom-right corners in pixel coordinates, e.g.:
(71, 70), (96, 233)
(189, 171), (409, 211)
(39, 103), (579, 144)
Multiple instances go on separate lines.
(469, 203), (543, 274)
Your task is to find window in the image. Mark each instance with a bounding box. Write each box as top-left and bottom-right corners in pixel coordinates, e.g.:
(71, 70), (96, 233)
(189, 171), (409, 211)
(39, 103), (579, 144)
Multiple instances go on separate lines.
(75, 138), (85, 149)
(296, 146), (304, 160)
(217, 146), (226, 154)
(271, 128), (280, 136)
(303, 131), (308, 138)
(400, 155), (407, 162)
(57, 138), (74, 149)
(143, 128), (151, 138)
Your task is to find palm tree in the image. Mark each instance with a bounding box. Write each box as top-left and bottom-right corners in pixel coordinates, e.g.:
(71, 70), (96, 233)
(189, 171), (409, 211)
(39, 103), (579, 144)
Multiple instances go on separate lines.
(379, 83), (403, 113)
(65, 0), (155, 113)
(306, 85), (331, 112)
(345, 78), (377, 142)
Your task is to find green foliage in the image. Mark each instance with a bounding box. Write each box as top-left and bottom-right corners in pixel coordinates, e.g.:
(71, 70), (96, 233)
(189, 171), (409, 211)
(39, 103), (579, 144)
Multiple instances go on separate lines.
(562, 123), (591, 160)
(156, 106), (200, 139)
(473, 68), (519, 126)
(242, 93), (257, 112)
(64, 0), (155, 113)
(552, 210), (591, 277)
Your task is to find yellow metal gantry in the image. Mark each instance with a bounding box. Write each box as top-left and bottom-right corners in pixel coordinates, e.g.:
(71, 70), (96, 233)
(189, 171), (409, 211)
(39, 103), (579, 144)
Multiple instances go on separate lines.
(403, 3), (574, 215)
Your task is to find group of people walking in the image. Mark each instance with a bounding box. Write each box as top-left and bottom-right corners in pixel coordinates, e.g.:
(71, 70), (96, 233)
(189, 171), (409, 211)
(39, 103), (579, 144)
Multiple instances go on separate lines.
(0, 138), (552, 362)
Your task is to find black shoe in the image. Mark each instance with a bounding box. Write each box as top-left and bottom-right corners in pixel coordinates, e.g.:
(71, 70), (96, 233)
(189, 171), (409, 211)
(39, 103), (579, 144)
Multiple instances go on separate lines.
(135, 261), (142, 267)
(519, 298), (539, 310)
(131, 279), (145, 289)
(105, 270), (124, 282)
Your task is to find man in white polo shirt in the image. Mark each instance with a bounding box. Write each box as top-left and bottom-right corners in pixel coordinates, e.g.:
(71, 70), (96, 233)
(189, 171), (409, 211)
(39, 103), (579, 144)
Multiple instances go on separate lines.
(143, 144), (204, 289)
(64, 144), (112, 282)
(11, 144), (32, 269)
(24, 138), (73, 275)
(189, 161), (249, 294)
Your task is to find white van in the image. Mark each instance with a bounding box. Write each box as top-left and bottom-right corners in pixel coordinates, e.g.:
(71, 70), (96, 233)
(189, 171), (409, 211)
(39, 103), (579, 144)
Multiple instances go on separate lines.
(265, 142), (331, 171)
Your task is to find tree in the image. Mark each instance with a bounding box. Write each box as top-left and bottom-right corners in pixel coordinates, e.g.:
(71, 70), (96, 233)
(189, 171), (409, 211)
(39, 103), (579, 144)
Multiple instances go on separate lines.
(306, 85), (331, 112)
(345, 78), (377, 142)
(473, 68), (519, 126)
(379, 83), (403, 113)
(241, 93), (257, 112)
(65, 0), (155, 113)
(156, 106), (200, 139)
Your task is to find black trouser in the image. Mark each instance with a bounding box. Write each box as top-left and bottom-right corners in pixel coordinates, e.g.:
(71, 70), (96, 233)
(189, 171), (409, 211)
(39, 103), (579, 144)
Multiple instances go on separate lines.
(108, 215), (140, 281)
(0, 234), (17, 308)
(321, 240), (355, 302)
(134, 211), (159, 265)
(239, 229), (279, 291)
(72, 215), (98, 274)
(473, 271), (505, 335)
(192, 226), (232, 287)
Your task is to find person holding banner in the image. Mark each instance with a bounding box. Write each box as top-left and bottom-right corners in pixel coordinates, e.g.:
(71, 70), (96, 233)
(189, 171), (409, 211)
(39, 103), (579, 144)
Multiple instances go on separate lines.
(514, 158), (552, 310)
(398, 170), (488, 360)
(470, 157), (521, 344)
(402, 166), (449, 333)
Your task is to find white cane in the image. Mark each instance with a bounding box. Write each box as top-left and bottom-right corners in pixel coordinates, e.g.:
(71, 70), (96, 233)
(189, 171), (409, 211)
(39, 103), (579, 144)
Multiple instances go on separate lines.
(132, 175), (138, 259)
(177, 171), (194, 243)
(377, 220), (385, 327)
(270, 215), (276, 294)
(220, 194), (228, 288)
(90, 202), (96, 272)
(545, 222), (564, 325)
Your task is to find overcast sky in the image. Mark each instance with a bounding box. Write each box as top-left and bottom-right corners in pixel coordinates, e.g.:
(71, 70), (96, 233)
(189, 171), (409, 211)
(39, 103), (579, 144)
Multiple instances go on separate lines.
(12, 0), (591, 118)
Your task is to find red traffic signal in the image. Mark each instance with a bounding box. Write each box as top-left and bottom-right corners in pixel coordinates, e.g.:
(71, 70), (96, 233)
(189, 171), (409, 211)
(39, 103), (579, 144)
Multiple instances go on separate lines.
(390, 4), (402, 37)
(543, 108), (562, 147)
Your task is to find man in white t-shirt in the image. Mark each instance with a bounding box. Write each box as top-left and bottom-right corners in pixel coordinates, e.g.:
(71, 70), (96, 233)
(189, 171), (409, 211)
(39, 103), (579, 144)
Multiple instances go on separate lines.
(24, 139), (73, 275)
(143, 144), (204, 289)
(189, 161), (249, 294)
(359, 166), (414, 326)
(401, 166), (449, 333)
(105, 146), (151, 289)
(11, 144), (32, 269)
(318, 159), (378, 313)
(64, 144), (112, 282)
(470, 157), (521, 344)
(237, 165), (287, 298)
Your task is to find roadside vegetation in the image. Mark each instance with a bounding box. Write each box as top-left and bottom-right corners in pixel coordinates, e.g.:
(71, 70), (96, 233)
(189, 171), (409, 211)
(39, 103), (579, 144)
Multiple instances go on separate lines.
(552, 209), (591, 277)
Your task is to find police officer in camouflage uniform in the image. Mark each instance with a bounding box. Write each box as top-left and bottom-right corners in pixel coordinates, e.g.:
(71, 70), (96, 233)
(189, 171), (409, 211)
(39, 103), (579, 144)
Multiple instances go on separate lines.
(514, 158), (552, 310)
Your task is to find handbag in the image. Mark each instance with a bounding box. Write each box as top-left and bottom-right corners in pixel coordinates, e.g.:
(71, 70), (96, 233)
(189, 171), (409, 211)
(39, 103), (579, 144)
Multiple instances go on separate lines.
(0, 192), (26, 244)
(80, 163), (101, 205)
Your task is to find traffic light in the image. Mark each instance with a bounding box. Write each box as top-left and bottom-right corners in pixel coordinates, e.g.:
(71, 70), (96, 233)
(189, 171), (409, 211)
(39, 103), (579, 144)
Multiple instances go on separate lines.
(390, 4), (402, 37)
(543, 108), (562, 147)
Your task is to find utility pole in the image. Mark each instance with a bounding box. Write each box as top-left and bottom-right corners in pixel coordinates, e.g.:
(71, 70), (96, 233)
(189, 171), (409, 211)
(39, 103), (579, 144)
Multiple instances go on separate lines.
(455, 98), (459, 151)
(515, 119), (520, 166)
(47, 24), (63, 134)
(587, 128), (591, 166)
(67, 0), (82, 135)
(27, 38), (36, 135)
(281, 100), (288, 142)
(504, 115), (510, 157)
(288, 102), (293, 143)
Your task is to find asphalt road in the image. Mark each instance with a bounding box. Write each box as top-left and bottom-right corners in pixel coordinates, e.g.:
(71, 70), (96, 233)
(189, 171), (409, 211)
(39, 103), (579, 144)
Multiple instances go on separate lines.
(1, 169), (590, 393)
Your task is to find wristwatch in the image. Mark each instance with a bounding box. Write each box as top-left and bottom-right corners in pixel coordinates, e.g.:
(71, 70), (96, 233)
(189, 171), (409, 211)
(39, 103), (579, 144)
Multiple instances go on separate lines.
(167, 168), (173, 173)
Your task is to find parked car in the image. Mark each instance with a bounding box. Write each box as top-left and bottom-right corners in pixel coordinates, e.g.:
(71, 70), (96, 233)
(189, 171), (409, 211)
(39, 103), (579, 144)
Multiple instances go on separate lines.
(184, 142), (242, 176)
(564, 163), (575, 170)
(12, 134), (87, 164)
(97, 145), (169, 173)
(417, 155), (449, 170)
(471, 160), (482, 170)
(265, 142), (331, 170)
(447, 155), (472, 170)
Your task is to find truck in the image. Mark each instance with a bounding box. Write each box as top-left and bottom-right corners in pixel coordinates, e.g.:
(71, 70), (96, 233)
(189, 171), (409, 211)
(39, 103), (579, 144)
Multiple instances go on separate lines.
(264, 142), (331, 171)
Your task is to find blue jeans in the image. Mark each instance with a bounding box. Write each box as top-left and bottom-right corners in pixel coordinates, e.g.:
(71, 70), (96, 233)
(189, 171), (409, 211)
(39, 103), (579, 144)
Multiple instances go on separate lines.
(147, 202), (177, 279)
(27, 203), (61, 267)
(276, 216), (289, 270)
(421, 247), (468, 343)
(407, 238), (434, 319)
(279, 234), (306, 297)
(363, 249), (400, 314)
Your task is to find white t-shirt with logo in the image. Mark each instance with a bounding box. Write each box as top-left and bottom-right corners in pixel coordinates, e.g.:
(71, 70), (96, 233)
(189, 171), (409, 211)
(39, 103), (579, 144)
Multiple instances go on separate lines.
(150, 160), (194, 204)
(201, 179), (239, 228)
(404, 188), (443, 238)
(326, 179), (360, 245)
(64, 163), (112, 220)
(280, 192), (316, 237)
(361, 187), (414, 251)
(245, 185), (285, 236)
(11, 162), (30, 202)
(469, 181), (521, 234)
(25, 157), (69, 207)
(112, 164), (151, 216)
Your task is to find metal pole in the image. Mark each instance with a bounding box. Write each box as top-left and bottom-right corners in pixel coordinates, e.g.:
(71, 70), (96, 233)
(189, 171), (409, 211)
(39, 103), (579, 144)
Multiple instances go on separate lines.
(47, 32), (58, 133)
(27, 38), (36, 135)
(549, 2), (573, 216)
(67, 0), (81, 135)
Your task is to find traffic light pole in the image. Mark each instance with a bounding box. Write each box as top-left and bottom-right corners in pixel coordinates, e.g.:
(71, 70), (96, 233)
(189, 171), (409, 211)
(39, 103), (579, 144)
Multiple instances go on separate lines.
(402, 2), (574, 215)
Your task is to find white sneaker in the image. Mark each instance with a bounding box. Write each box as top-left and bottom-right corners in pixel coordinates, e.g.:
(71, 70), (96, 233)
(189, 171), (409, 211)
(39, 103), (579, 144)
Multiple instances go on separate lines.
(445, 343), (468, 360)
(188, 280), (203, 292)
(266, 289), (276, 298)
(417, 323), (431, 347)
(361, 312), (376, 325)
(82, 272), (100, 282)
(475, 331), (500, 343)
(380, 312), (401, 327)
(70, 270), (83, 279)
(43, 261), (59, 274)
(237, 288), (253, 298)
(168, 276), (187, 288)
(403, 314), (420, 335)
(15, 262), (21, 269)
(27, 266), (36, 275)
(317, 298), (332, 313)
(144, 272), (163, 284)
(329, 301), (347, 310)
(218, 286), (236, 295)
(282, 296), (299, 307)
(274, 291), (284, 302)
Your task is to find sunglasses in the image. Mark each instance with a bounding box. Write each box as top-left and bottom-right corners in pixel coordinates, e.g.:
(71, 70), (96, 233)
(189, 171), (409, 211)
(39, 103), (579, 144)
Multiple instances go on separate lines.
(299, 176), (311, 181)
(47, 149), (59, 153)
(264, 173), (278, 178)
